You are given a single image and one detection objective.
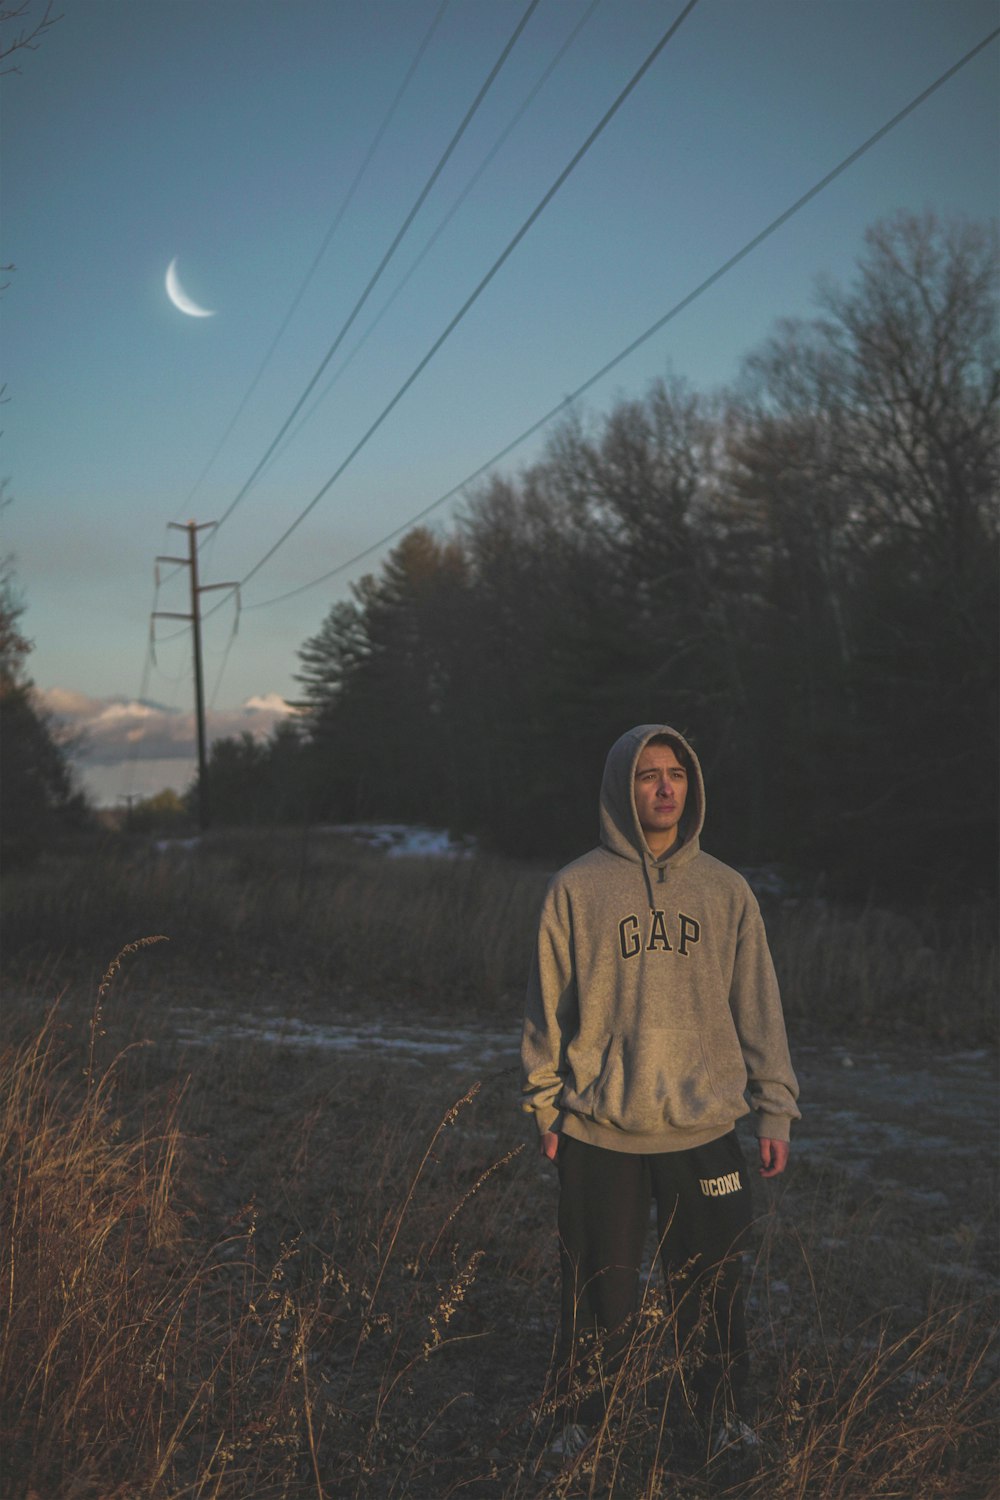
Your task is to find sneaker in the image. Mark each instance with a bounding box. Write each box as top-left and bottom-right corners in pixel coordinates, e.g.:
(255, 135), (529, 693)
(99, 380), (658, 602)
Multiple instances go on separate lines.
(711, 1417), (759, 1457)
(547, 1422), (592, 1458)
(710, 1417), (761, 1479)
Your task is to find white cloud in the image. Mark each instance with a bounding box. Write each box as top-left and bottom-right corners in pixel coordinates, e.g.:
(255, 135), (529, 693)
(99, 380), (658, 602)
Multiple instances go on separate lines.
(37, 688), (296, 766)
(41, 686), (101, 716)
(244, 692), (292, 714)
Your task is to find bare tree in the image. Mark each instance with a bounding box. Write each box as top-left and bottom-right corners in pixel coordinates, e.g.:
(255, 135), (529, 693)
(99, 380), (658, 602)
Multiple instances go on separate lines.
(0, 0), (61, 74)
(819, 211), (999, 578)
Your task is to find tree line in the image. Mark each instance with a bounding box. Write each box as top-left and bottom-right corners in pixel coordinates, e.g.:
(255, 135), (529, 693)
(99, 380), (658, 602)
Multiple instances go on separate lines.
(0, 536), (87, 869)
(195, 212), (998, 900)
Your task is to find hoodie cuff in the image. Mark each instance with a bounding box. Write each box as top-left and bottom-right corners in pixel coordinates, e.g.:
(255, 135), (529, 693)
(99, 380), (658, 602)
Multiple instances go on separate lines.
(755, 1114), (792, 1143)
(530, 1105), (561, 1136)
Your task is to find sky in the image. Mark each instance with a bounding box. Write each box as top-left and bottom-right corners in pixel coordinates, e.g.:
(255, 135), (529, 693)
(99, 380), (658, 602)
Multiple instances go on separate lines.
(2, 0), (997, 805)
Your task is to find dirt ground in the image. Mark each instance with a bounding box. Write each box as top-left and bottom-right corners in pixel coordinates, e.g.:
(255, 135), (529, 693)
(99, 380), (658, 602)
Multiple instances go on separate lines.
(6, 969), (996, 1498)
(165, 993), (998, 1288)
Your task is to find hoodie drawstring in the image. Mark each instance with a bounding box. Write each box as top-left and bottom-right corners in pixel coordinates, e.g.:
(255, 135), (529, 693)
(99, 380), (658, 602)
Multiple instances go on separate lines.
(641, 852), (662, 913)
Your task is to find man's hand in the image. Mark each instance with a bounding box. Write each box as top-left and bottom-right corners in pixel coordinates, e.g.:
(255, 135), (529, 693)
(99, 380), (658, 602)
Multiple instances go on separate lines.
(540, 1131), (561, 1163)
(758, 1138), (789, 1178)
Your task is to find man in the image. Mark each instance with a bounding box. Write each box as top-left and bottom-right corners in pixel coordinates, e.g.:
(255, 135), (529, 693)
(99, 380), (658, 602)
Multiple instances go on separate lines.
(521, 724), (799, 1463)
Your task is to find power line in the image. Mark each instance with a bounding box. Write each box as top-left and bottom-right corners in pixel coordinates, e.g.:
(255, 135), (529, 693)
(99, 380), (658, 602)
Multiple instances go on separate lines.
(214, 0), (701, 608)
(208, 596), (242, 710)
(257, 0), (607, 482)
(120, 632), (156, 802)
(172, 0), (452, 527)
(121, 558), (186, 798)
(211, 0), (543, 536)
(242, 22), (999, 613)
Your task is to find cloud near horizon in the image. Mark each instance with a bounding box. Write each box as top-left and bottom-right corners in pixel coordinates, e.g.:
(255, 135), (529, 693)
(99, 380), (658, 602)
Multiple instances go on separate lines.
(39, 688), (296, 765)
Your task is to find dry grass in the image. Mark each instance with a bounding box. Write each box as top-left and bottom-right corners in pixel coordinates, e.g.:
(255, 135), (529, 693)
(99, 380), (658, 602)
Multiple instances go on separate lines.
(1, 926), (996, 1499)
(2, 835), (995, 1039)
(0, 836), (550, 1013)
(769, 900), (998, 1042)
(1, 839), (996, 1495)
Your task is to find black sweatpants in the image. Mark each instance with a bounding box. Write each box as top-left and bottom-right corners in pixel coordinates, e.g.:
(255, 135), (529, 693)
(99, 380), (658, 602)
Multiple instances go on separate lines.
(556, 1130), (753, 1426)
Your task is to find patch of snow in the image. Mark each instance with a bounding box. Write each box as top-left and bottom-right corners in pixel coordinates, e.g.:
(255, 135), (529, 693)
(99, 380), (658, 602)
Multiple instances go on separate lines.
(895, 1187), (950, 1208)
(322, 823), (476, 859)
(798, 1114), (955, 1155)
(171, 1008), (518, 1067)
(934, 1262), (992, 1283)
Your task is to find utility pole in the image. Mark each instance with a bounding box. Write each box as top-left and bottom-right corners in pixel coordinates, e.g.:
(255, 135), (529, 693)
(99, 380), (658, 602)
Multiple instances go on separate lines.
(117, 793), (138, 830)
(154, 521), (238, 832)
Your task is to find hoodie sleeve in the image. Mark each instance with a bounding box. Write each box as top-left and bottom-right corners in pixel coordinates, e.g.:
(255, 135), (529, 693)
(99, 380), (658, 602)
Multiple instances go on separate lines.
(729, 894), (801, 1141)
(520, 878), (579, 1136)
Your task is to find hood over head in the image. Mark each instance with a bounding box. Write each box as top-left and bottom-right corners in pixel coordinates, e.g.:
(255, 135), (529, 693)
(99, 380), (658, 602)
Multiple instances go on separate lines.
(599, 724), (705, 865)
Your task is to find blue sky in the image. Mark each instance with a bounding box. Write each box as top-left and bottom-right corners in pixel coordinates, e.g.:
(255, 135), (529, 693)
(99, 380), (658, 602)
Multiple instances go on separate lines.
(2, 0), (997, 802)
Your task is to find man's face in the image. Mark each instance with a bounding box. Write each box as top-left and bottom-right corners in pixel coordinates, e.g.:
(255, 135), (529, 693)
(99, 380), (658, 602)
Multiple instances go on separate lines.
(633, 742), (689, 854)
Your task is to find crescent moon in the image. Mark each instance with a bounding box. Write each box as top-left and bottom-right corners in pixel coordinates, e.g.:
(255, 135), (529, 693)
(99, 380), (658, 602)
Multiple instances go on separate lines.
(165, 257), (215, 318)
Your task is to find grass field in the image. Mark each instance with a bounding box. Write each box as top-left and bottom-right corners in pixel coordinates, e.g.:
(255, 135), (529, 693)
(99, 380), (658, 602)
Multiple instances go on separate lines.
(1, 835), (997, 1497)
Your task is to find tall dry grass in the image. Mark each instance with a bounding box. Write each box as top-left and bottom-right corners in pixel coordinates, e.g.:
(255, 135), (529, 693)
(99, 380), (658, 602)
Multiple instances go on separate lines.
(1, 937), (996, 1497)
(2, 833), (995, 1038)
(0, 941), (545, 1497)
(1, 836), (550, 1011)
(769, 899), (999, 1041)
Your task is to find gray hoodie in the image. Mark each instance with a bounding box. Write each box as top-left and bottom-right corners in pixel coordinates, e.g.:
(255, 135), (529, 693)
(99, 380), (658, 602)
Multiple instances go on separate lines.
(520, 724), (800, 1153)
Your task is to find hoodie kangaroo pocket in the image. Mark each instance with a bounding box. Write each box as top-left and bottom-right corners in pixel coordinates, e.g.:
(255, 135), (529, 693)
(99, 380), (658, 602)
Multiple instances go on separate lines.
(591, 1028), (731, 1132)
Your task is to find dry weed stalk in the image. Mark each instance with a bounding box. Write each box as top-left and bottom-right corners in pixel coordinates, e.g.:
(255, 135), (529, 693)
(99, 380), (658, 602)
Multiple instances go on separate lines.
(422, 1143), (525, 1266)
(86, 932), (168, 1088)
(1, 943), (196, 1495)
(2, 906), (995, 1495)
(356, 1080), (481, 1352)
